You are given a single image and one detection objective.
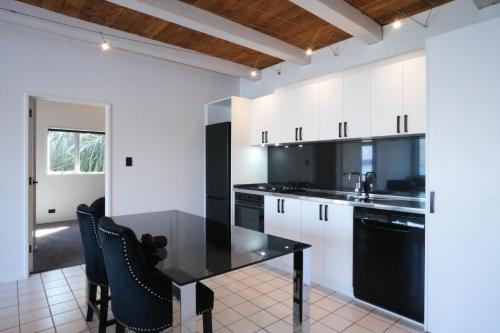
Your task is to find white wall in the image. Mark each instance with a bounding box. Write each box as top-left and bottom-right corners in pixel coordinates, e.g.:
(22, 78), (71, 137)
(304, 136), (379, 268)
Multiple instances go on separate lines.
(35, 100), (105, 224)
(240, 0), (500, 98)
(426, 17), (500, 333)
(0, 21), (238, 282)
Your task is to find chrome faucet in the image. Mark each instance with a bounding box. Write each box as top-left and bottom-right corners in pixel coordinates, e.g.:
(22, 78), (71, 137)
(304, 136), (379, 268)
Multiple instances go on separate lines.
(347, 172), (363, 195)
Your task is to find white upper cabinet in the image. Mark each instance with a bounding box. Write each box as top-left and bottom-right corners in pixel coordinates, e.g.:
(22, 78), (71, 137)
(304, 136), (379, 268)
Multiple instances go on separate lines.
(251, 94), (281, 145)
(371, 62), (403, 137)
(343, 70), (371, 139)
(319, 77), (344, 140)
(403, 56), (426, 135)
(280, 83), (320, 143)
(371, 56), (426, 137)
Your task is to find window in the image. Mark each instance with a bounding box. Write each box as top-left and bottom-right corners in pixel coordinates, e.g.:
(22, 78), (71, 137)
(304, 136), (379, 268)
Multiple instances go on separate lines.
(48, 129), (105, 174)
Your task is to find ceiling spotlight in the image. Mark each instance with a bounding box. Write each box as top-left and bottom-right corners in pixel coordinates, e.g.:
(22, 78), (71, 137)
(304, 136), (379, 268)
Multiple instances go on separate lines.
(306, 48), (313, 55)
(260, 143), (265, 147)
(250, 70), (258, 77)
(100, 41), (110, 51)
(274, 143), (280, 146)
(392, 20), (402, 29)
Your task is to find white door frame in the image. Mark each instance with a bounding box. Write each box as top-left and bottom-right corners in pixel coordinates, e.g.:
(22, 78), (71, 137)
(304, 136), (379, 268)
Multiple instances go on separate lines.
(23, 92), (112, 277)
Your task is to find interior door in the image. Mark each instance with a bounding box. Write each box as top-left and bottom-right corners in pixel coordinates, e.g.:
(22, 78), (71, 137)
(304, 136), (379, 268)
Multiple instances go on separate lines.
(343, 70), (371, 139)
(28, 97), (37, 272)
(371, 62), (403, 137)
(319, 77), (344, 140)
(301, 200), (325, 280)
(403, 56), (426, 135)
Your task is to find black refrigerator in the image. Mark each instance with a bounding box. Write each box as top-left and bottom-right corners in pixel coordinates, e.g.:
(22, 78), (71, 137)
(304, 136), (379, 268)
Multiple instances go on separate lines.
(205, 122), (231, 227)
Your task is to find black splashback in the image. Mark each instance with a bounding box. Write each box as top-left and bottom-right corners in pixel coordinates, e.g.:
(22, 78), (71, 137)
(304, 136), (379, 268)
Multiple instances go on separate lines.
(268, 136), (425, 194)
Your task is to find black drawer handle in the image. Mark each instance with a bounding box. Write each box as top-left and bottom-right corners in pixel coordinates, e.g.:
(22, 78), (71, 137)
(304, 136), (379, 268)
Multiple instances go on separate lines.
(319, 204), (323, 220)
(325, 205), (328, 221)
(281, 199), (285, 214)
(277, 199), (280, 213)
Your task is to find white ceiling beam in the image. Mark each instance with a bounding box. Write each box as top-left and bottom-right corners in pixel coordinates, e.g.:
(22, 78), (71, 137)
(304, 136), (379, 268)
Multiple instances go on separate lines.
(107, 0), (310, 65)
(289, 0), (382, 44)
(0, 0), (260, 80)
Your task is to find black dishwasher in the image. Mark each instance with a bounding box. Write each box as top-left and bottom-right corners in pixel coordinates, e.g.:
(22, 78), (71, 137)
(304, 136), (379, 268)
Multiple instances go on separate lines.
(353, 208), (425, 323)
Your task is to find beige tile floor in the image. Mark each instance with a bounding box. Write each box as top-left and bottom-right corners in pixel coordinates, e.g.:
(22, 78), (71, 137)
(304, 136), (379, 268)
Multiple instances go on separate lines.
(0, 263), (424, 333)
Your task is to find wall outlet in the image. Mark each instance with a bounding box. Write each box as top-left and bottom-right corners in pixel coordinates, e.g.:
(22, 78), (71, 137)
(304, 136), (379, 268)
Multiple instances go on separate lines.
(48, 209), (56, 214)
(126, 157), (133, 167)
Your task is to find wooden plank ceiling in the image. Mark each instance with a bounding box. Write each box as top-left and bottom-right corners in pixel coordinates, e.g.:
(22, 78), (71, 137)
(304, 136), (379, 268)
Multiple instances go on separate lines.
(19, 0), (452, 70)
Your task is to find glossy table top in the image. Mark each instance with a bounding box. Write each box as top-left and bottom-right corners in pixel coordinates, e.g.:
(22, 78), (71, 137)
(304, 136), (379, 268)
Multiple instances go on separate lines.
(111, 210), (311, 286)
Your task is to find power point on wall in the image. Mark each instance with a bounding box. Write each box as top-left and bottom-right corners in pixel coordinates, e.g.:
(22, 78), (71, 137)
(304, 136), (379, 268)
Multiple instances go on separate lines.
(126, 157), (133, 167)
(48, 209), (56, 214)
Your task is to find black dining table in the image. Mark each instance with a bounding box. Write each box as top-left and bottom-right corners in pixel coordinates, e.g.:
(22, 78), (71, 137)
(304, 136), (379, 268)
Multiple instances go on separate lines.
(111, 210), (312, 333)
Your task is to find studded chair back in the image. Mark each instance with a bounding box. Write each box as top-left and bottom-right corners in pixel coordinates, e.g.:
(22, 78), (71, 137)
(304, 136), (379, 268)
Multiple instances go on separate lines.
(98, 217), (173, 332)
(76, 204), (108, 285)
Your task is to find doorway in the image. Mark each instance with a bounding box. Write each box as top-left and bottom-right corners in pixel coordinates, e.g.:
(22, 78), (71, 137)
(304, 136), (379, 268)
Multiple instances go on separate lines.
(27, 95), (111, 274)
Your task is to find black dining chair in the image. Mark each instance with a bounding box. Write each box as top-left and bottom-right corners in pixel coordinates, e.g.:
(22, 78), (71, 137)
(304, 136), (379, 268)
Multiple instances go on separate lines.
(98, 217), (214, 333)
(76, 201), (114, 333)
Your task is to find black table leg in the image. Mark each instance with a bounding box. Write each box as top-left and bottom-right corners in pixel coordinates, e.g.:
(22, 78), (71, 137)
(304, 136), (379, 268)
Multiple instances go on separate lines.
(293, 248), (311, 332)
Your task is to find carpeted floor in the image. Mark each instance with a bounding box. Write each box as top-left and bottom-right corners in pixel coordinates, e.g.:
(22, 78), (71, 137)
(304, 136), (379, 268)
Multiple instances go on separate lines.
(33, 220), (85, 273)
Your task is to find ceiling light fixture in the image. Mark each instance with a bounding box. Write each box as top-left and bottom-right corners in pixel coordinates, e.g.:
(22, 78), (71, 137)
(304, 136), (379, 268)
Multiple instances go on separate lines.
(100, 32), (110, 51)
(250, 70), (257, 78)
(306, 48), (313, 56)
(392, 20), (402, 29)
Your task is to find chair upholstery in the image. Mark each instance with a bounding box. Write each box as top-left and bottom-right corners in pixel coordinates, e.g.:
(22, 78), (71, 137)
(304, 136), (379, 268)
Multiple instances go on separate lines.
(76, 204), (108, 286)
(91, 197), (106, 219)
(98, 217), (173, 332)
(196, 282), (214, 315)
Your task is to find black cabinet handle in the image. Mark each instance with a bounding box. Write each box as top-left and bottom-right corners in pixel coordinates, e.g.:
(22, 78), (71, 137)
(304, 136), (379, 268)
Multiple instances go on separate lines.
(404, 115), (408, 133)
(397, 116), (401, 134)
(325, 205), (328, 221)
(281, 199), (285, 214)
(277, 199), (280, 213)
(261, 131), (264, 144)
(344, 122), (347, 137)
(299, 127), (303, 141)
(338, 123), (342, 138)
(265, 131), (268, 143)
(430, 191), (435, 214)
(295, 128), (298, 141)
(319, 204), (323, 221)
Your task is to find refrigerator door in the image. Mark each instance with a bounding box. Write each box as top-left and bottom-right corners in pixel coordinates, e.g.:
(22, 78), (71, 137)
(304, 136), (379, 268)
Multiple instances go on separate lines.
(206, 122), (231, 224)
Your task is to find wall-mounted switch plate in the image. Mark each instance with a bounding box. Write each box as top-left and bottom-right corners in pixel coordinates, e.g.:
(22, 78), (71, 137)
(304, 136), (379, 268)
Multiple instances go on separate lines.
(48, 209), (56, 214)
(126, 157), (133, 167)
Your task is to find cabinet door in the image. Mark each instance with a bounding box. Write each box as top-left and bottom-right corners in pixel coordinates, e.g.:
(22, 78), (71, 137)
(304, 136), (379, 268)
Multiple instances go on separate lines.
(301, 201), (325, 280)
(279, 197), (302, 242)
(403, 56), (426, 134)
(319, 78), (344, 140)
(280, 84), (319, 143)
(264, 196), (281, 236)
(251, 97), (265, 145)
(343, 70), (371, 139)
(251, 94), (282, 145)
(371, 62), (403, 137)
(324, 204), (354, 295)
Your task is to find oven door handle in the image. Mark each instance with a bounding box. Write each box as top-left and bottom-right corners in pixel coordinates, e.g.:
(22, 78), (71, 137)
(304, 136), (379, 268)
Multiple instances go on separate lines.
(360, 218), (411, 233)
(236, 202), (264, 209)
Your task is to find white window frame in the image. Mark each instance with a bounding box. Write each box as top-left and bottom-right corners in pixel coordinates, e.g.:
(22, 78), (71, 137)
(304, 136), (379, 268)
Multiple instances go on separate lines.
(47, 128), (105, 175)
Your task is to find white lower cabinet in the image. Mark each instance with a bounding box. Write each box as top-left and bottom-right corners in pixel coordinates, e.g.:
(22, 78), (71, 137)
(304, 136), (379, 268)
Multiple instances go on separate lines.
(264, 196), (301, 270)
(301, 201), (353, 295)
(323, 204), (354, 296)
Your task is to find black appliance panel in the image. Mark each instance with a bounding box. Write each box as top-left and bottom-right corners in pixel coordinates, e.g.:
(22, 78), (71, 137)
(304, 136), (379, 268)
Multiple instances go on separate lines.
(353, 208), (425, 323)
(206, 122), (231, 225)
(235, 193), (264, 232)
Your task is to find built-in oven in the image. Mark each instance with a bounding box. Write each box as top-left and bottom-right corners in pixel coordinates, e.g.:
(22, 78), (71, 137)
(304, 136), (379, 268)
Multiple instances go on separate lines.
(353, 207), (425, 323)
(235, 192), (264, 232)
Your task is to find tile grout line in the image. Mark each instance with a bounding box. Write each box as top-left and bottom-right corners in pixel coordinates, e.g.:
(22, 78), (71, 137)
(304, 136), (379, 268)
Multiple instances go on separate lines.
(39, 272), (58, 333)
(62, 267), (91, 333)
